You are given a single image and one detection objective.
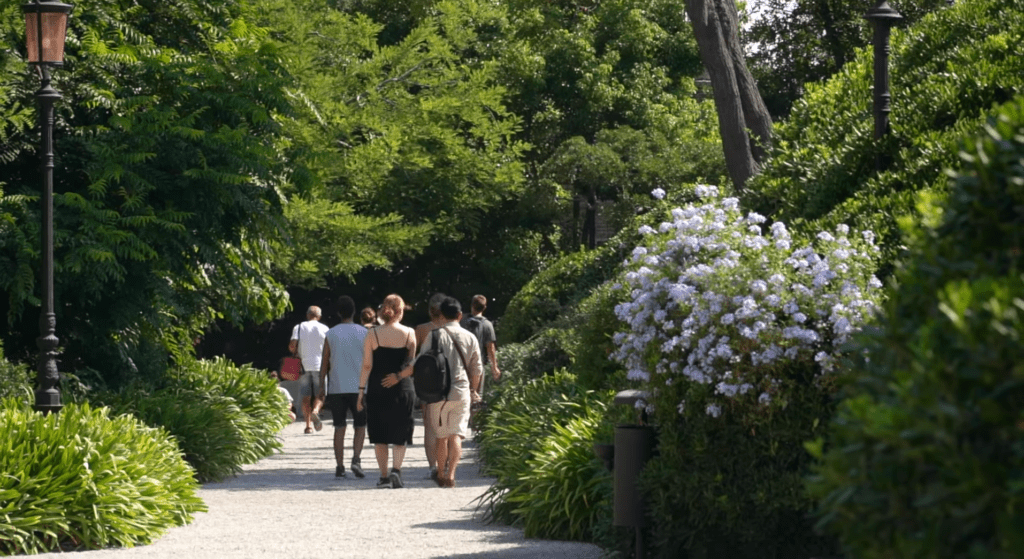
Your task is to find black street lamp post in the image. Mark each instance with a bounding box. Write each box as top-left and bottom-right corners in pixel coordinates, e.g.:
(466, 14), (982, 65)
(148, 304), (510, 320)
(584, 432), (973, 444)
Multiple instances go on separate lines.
(864, 1), (902, 171)
(22, 0), (73, 414)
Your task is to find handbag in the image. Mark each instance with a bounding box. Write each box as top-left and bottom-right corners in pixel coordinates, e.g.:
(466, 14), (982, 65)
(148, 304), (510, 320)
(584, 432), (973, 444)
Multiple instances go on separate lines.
(279, 325), (302, 381)
(279, 356), (302, 381)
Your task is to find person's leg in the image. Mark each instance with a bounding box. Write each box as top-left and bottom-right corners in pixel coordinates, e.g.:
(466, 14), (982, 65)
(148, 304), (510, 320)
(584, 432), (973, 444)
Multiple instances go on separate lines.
(352, 427), (365, 460)
(445, 435), (463, 482)
(392, 444), (406, 471)
(423, 403), (437, 471)
(334, 426), (346, 466)
(374, 444), (389, 479)
(300, 372), (313, 431)
(435, 438), (449, 478)
(302, 395), (312, 430)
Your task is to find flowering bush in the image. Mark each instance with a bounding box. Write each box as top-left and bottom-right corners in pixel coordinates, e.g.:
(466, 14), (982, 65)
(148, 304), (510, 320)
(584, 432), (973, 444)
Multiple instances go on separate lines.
(612, 186), (885, 557)
(613, 185), (883, 416)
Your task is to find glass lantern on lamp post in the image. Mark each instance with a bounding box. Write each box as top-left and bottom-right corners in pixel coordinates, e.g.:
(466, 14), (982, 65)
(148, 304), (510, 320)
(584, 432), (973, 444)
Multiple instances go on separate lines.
(22, 0), (73, 414)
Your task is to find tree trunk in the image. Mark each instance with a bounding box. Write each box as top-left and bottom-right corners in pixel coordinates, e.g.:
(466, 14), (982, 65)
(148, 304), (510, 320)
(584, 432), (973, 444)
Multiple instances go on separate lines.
(684, 0), (773, 190)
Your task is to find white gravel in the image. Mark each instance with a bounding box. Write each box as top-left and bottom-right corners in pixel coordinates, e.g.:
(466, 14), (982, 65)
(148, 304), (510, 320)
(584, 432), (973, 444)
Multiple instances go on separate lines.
(35, 417), (605, 559)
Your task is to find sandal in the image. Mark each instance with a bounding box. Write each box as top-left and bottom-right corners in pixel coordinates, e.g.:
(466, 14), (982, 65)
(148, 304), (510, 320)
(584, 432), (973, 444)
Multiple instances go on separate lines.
(303, 426), (313, 434)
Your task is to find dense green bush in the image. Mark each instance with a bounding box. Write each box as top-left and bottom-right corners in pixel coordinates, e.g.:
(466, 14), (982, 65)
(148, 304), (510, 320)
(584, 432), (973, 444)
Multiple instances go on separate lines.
(476, 370), (612, 537)
(500, 243), (627, 344)
(494, 328), (574, 383)
(0, 399), (205, 554)
(611, 189), (880, 558)
(495, 280), (628, 390)
(168, 357), (290, 460)
(746, 0), (1024, 270)
(95, 357), (289, 482)
(101, 389), (255, 484)
(564, 281), (624, 390)
(808, 98), (1024, 558)
(0, 341), (31, 404)
(502, 411), (610, 541)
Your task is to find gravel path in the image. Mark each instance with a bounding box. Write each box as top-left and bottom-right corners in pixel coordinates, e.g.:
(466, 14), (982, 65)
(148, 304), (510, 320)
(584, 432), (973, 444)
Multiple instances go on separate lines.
(35, 417), (605, 559)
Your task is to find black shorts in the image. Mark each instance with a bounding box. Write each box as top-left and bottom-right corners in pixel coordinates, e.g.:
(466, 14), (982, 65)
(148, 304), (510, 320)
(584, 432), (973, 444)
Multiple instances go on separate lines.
(325, 393), (367, 428)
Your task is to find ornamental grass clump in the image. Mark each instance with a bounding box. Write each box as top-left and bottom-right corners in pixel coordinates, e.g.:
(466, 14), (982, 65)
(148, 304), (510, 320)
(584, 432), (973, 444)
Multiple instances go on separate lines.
(612, 186), (884, 557)
(475, 370), (611, 542)
(0, 399), (205, 554)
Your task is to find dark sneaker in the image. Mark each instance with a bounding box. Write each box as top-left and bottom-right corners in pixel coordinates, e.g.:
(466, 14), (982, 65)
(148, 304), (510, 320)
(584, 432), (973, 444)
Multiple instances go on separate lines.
(389, 469), (404, 489)
(310, 412), (323, 432)
(376, 477), (391, 488)
(335, 466), (346, 478)
(350, 461), (365, 479)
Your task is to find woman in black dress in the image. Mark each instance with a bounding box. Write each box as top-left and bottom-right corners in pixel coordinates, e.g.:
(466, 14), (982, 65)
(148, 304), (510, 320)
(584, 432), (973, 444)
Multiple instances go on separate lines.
(356, 294), (416, 488)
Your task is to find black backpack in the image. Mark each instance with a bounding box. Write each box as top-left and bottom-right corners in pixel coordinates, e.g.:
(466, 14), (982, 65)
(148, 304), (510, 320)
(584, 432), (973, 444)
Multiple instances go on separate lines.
(413, 327), (466, 404)
(463, 316), (489, 358)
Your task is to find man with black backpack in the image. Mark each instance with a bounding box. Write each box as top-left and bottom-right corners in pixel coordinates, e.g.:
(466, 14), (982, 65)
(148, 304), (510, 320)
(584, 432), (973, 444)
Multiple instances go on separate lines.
(416, 297), (481, 488)
(460, 294), (501, 398)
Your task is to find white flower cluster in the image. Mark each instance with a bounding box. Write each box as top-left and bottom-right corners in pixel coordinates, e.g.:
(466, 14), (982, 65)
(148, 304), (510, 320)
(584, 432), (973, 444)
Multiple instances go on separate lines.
(611, 187), (883, 417)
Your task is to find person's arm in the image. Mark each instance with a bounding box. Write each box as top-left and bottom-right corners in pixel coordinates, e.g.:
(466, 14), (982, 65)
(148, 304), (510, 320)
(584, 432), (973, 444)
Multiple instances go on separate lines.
(486, 341), (500, 381)
(288, 324), (298, 355)
(385, 328), (417, 386)
(467, 337), (483, 401)
(356, 329), (374, 410)
(414, 323), (430, 351)
(318, 342), (331, 400)
(401, 328), (417, 379)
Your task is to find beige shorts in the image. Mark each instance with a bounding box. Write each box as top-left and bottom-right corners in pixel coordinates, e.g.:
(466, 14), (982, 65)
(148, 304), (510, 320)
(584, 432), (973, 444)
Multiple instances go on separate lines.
(429, 399), (471, 439)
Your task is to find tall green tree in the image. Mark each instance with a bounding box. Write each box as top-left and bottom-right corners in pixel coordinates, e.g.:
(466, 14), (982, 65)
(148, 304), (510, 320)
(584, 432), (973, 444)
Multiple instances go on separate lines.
(0, 0), (427, 382)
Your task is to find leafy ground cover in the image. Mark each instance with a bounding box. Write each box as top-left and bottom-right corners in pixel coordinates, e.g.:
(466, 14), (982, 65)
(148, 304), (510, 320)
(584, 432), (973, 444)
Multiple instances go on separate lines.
(0, 399), (206, 554)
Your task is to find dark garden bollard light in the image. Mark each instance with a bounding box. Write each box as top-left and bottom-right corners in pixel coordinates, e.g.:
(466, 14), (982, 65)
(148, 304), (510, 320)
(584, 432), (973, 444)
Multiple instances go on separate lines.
(22, 0), (73, 414)
(612, 389), (655, 559)
(864, 1), (902, 171)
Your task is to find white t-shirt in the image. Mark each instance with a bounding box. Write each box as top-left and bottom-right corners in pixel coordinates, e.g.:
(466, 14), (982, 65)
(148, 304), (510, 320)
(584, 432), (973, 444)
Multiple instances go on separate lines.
(324, 323), (367, 394)
(291, 320), (329, 372)
(277, 386), (294, 405)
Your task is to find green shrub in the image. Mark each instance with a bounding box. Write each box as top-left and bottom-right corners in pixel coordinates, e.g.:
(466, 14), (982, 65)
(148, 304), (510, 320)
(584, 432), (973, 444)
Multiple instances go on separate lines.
(494, 328), (574, 383)
(564, 281), (625, 390)
(101, 388), (256, 483)
(0, 399), (205, 554)
(746, 0), (1024, 270)
(808, 98), (1024, 558)
(500, 243), (627, 344)
(502, 411), (611, 541)
(612, 187), (883, 558)
(94, 357), (289, 483)
(0, 341), (31, 404)
(168, 356), (290, 461)
(476, 370), (611, 532)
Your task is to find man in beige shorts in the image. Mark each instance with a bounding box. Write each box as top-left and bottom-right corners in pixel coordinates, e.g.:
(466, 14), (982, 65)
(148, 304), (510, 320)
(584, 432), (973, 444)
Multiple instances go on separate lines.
(420, 297), (481, 488)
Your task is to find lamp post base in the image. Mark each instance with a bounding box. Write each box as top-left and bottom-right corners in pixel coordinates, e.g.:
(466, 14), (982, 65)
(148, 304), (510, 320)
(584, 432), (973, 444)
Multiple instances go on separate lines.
(34, 388), (62, 414)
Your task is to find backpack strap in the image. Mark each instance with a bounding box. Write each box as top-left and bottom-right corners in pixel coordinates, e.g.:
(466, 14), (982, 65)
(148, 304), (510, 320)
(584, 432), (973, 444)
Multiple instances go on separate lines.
(441, 326), (468, 370)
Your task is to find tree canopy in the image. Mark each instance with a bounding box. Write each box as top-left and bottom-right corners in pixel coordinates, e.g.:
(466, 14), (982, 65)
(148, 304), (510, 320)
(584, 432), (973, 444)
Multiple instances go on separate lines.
(0, 0), (729, 380)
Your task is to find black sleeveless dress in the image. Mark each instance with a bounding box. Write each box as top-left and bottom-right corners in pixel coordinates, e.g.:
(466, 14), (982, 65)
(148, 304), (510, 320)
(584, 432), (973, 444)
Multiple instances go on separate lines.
(365, 329), (415, 445)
